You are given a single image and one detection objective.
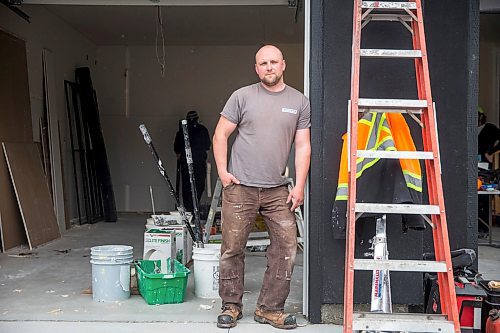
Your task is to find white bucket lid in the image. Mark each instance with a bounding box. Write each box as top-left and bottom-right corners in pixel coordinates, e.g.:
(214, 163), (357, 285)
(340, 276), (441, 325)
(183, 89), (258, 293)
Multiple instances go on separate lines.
(91, 245), (133, 253)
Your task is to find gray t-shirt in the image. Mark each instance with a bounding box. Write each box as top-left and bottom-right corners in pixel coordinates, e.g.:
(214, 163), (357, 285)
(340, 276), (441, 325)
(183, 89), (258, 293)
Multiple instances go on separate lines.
(221, 82), (311, 187)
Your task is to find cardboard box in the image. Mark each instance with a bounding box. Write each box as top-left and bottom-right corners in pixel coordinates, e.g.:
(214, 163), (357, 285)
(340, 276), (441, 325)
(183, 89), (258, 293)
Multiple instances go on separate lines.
(143, 229), (177, 267)
(168, 225), (193, 264)
(150, 213), (194, 226)
(145, 224), (193, 264)
(152, 214), (182, 226)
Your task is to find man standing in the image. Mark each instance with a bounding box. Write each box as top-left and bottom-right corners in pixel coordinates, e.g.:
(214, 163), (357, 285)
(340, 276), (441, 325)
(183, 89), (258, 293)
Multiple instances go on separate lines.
(174, 111), (211, 212)
(213, 45), (311, 330)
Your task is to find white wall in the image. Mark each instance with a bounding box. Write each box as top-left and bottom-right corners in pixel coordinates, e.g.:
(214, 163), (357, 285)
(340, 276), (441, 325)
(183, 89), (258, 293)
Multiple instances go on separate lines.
(479, 14), (500, 125)
(479, 41), (499, 125)
(94, 44), (304, 212)
(0, 5), (97, 228)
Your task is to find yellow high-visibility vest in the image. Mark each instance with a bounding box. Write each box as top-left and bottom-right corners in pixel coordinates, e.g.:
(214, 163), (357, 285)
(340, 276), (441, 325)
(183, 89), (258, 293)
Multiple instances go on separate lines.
(335, 112), (422, 202)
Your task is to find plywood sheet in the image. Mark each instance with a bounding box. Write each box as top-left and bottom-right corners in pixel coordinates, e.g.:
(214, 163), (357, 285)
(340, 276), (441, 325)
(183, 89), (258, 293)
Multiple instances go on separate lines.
(0, 31), (32, 141)
(0, 30), (33, 251)
(0, 152), (27, 251)
(3, 143), (60, 249)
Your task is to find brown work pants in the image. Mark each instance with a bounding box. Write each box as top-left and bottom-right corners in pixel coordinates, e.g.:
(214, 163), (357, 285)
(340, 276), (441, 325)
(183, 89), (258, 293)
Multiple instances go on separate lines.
(219, 184), (297, 312)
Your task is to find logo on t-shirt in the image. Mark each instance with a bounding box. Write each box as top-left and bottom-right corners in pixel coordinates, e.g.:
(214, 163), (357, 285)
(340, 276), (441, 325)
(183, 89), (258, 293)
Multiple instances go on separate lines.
(282, 108), (298, 115)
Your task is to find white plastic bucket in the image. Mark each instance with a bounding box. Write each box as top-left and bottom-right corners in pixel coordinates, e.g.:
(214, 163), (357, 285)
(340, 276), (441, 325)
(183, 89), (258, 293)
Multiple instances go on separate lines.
(90, 245), (133, 302)
(192, 244), (221, 299)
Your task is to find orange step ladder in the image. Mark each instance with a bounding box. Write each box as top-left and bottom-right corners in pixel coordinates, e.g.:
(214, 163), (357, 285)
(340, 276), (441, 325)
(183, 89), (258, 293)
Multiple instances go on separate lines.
(343, 1), (461, 332)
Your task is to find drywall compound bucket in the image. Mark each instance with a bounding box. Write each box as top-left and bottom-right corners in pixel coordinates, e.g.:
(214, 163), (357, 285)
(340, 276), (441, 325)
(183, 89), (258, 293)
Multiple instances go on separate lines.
(192, 244), (221, 298)
(90, 245), (134, 302)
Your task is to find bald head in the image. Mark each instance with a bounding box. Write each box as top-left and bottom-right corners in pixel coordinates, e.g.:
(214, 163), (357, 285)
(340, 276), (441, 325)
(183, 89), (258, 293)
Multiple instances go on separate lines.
(255, 45), (284, 63)
(255, 45), (286, 91)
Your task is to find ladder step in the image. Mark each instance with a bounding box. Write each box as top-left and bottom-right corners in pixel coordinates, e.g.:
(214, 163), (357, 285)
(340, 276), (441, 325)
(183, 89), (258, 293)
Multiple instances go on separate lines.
(357, 150), (434, 159)
(353, 312), (454, 333)
(358, 108), (422, 114)
(362, 1), (417, 11)
(360, 49), (422, 58)
(364, 13), (413, 22)
(354, 259), (447, 272)
(358, 98), (428, 109)
(355, 203), (440, 214)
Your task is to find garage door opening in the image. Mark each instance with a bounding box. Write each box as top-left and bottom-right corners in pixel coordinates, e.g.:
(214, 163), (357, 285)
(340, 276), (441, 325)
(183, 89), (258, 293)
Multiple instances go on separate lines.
(0, 0), (311, 325)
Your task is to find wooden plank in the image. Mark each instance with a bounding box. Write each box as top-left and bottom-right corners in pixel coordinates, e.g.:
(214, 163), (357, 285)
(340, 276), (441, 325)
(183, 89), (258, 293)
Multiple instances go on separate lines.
(3, 143), (60, 249)
(0, 30), (33, 251)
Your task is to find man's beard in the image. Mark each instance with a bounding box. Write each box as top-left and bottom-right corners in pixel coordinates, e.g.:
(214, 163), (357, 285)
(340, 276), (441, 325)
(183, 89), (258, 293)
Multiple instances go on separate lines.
(261, 73), (282, 87)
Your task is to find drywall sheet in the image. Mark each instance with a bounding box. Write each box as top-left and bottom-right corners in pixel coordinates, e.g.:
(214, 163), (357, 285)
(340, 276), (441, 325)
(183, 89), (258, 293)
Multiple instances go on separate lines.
(3, 142), (60, 249)
(0, 30), (33, 251)
(43, 49), (66, 231)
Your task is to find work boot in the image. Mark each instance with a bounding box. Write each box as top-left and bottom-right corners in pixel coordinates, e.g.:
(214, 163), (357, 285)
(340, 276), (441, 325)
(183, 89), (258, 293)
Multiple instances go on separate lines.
(217, 304), (242, 329)
(254, 308), (297, 329)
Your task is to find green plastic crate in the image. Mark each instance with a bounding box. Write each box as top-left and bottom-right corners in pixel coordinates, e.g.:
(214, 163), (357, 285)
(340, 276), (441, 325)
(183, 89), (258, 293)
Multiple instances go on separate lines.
(134, 259), (190, 305)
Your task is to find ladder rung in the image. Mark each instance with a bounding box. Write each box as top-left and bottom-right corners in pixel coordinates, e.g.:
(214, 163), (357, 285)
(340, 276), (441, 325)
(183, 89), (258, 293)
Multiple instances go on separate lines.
(355, 203), (440, 214)
(358, 108), (422, 114)
(354, 259), (447, 272)
(358, 98), (428, 109)
(364, 13), (413, 22)
(353, 312), (454, 333)
(360, 49), (422, 58)
(362, 1), (417, 11)
(357, 150), (433, 160)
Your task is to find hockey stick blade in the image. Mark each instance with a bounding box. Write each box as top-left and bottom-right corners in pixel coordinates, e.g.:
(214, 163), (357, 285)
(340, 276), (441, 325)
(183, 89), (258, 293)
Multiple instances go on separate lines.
(139, 124), (152, 144)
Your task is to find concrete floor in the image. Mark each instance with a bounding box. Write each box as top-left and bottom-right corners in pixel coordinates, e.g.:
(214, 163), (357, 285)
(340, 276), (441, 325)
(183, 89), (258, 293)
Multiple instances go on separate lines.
(0, 213), (498, 333)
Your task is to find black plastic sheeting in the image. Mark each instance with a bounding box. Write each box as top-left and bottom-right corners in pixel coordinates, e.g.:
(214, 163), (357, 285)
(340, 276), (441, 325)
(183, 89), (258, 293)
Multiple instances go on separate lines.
(75, 67), (117, 223)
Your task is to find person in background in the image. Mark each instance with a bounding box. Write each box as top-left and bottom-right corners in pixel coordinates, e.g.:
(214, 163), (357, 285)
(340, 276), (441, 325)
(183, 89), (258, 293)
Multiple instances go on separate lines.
(478, 106), (500, 164)
(477, 106), (500, 236)
(213, 45), (311, 330)
(174, 111), (211, 212)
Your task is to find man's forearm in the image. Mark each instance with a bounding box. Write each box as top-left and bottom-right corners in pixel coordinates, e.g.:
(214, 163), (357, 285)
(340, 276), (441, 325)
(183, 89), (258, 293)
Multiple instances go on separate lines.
(213, 134), (228, 176)
(294, 144), (311, 189)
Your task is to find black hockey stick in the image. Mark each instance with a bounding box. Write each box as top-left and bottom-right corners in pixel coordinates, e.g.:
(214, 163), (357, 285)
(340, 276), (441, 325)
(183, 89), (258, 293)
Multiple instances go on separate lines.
(181, 120), (203, 246)
(175, 158), (180, 202)
(139, 124), (200, 245)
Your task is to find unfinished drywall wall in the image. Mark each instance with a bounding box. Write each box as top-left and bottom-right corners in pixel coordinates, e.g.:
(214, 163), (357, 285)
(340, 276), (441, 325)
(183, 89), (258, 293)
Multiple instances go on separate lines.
(479, 42), (499, 124)
(479, 14), (500, 125)
(0, 5), (97, 228)
(94, 44), (304, 212)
